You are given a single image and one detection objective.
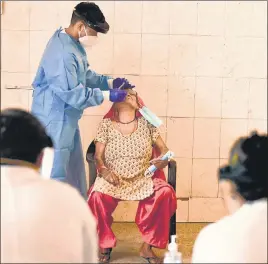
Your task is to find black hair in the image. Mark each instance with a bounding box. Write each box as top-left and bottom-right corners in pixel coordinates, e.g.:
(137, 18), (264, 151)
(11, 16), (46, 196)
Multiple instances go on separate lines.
(0, 109), (53, 164)
(71, 2), (105, 25)
(219, 131), (268, 201)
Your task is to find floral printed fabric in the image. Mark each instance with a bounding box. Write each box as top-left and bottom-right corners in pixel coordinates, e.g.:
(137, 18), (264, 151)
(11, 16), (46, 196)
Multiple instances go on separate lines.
(93, 117), (160, 200)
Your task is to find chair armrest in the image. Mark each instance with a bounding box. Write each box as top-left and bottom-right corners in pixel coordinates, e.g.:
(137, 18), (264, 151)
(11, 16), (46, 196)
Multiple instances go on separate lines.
(86, 141), (96, 163)
(167, 160), (177, 191)
(86, 151), (95, 163)
(87, 156), (97, 188)
(168, 160), (177, 239)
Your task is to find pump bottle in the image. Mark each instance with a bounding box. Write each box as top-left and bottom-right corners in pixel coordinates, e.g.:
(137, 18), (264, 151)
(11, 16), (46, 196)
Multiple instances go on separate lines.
(163, 235), (182, 263)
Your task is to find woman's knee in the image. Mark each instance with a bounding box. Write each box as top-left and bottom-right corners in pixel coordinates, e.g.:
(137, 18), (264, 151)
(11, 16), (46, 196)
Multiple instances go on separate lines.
(88, 191), (118, 212)
(88, 191), (106, 205)
(157, 185), (176, 200)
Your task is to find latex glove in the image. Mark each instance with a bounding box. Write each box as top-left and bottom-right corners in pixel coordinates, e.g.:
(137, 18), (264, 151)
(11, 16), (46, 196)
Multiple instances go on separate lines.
(102, 89), (128, 103)
(112, 78), (135, 89)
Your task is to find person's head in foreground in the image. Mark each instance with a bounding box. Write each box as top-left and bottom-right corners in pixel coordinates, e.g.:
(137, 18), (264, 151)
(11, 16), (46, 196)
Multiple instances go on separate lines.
(66, 2), (109, 48)
(1, 108), (98, 263)
(219, 131), (267, 214)
(192, 131), (267, 263)
(0, 108), (53, 175)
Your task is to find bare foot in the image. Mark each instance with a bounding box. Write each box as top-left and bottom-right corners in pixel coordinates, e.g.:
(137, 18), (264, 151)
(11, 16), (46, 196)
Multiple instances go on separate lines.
(139, 243), (162, 264)
(99, 248), (112, 263)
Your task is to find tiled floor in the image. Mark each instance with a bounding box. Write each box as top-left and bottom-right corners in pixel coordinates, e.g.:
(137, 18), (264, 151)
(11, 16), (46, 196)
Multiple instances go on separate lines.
(109, 222), (207, 263)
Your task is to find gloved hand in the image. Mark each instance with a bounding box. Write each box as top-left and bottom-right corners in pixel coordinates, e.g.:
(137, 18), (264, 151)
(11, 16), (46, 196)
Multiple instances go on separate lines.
(102, 89), (128, 103)
(110, 89), (128, 102)
(112, 78), (135, 89)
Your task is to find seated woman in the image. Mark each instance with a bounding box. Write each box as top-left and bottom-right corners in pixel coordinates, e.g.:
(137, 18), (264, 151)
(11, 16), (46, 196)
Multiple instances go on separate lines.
(87, 88), (177, 263)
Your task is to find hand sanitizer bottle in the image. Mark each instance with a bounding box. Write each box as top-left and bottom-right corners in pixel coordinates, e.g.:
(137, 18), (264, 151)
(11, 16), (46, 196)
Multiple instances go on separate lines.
(163, 235), (182, 263)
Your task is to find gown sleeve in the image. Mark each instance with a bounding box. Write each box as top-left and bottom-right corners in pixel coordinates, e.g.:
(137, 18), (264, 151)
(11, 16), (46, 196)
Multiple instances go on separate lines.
(43, 52), (104, 111)
(86, 68), (113, 91)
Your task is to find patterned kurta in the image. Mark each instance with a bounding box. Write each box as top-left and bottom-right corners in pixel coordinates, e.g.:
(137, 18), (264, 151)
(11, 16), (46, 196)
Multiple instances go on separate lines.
(92, 117), (160, 200)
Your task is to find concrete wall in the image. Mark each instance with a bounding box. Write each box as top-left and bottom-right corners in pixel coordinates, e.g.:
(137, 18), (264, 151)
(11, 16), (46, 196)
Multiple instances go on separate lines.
(1, 1), (267, 222)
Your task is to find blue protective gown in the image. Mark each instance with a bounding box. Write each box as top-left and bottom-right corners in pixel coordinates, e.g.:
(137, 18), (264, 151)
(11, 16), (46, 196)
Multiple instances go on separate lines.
(31, 28), (111, 199)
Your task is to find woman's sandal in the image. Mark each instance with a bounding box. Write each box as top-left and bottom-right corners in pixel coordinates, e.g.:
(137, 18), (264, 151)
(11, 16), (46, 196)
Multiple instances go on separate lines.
(140, 244), (162, 264)
(99, 248), (112, 263)
(141, 256), (162, 264)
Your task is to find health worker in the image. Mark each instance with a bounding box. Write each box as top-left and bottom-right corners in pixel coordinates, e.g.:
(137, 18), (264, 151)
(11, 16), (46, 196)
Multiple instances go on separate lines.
(31, 2), (134, 198)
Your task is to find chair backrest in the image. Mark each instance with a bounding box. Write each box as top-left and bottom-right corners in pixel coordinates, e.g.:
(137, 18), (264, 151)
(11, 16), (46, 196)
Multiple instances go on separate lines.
(86, 141), (97, 188)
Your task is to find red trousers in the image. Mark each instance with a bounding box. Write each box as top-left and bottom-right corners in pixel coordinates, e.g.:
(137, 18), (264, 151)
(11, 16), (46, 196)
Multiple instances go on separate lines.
(88, 178), (177, 249)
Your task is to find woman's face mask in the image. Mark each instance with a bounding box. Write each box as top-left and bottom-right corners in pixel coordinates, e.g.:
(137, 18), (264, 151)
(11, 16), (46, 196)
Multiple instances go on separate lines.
(119, 90), (165, 130)
(79, 26), (98, 48)
(139, 106), (163, 128)
(133, 93), (163, 128)
(40, 147), (54, 180)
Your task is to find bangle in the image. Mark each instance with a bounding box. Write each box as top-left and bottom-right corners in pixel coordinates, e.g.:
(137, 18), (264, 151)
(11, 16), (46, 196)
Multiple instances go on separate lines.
(96, 165), (108, 174)
(97, 169), (111, 179)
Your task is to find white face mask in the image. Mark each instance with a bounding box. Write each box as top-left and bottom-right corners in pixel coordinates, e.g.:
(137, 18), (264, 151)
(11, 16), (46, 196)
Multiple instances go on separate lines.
(79, 26), (98, 48)
(40, 147), (54, 180)
(139, 106), (163, 128)
(138, 106), (167, 133)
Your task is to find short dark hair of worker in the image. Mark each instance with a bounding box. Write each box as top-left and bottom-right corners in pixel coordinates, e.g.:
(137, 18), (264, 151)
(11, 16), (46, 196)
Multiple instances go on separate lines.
(0, 108), (53, 164)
